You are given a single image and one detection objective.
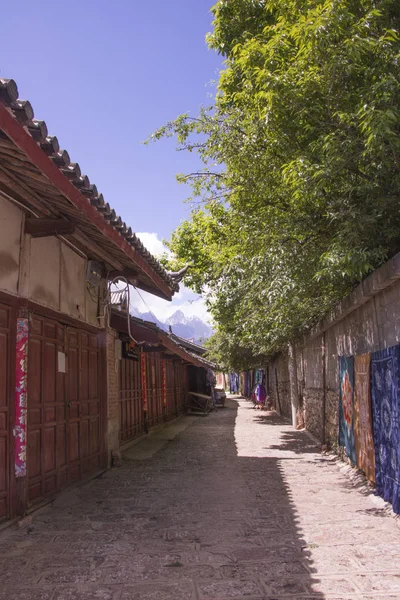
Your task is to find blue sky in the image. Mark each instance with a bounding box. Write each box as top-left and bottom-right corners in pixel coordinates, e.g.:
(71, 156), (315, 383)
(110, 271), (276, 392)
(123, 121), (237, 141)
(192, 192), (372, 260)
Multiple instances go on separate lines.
(1, 0), (221, 322)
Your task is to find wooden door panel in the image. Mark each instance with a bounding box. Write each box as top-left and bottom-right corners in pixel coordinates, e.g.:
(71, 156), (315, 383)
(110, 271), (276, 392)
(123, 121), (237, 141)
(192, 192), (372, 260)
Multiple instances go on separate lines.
(0, 437), (7, 496)
(28, 338), (41, 407)
(28, 316), (67, 504)
(89, 350), (98, 400)
(57, 423), (67, 467)
(27, 428), (41, 501)
(67, 327), (102, 481)
(44, 474), (57, 495)
(80, 419), (89, 459)
(68, 421), (80, 464)
(0, 332), (7, 409)
(27, 317), (103, 505)
(119, 356), (144, 442)
(146, 353), (163, 430)
(44, 426), (56, 472)
(43, 342), (56, 403)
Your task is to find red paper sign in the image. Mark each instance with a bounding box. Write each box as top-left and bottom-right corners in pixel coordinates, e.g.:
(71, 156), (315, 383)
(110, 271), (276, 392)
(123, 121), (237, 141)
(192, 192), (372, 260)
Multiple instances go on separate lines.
(15, 317), (28, 478)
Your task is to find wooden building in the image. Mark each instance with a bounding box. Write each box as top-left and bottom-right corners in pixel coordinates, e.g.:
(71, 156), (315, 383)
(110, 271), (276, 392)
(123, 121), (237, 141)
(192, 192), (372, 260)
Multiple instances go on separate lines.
(0, 79), (179, 521)
(109, 312), (216, 450)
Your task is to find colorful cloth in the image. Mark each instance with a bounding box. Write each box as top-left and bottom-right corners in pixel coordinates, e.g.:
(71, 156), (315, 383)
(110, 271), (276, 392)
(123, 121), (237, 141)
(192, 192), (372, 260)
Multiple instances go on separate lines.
(14, 317), (28, 478)
(354, 354), (375, 483)
(229, 373), (240, 394)
(253, 383), (266, 405)
(339, 355), (356, 464)
(243, 371), (251, 398)
(371, 346), (400, 514)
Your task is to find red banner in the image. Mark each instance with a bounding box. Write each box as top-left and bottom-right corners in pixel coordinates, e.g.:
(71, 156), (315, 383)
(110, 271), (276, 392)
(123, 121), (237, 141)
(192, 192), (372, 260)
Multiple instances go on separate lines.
(14, 317), (28, 478)
(161, 359), (167, 407)
(141, 353), (147, 412)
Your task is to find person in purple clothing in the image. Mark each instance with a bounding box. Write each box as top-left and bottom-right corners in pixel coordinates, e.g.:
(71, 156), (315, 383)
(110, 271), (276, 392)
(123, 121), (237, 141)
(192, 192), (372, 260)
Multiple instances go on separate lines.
(252, 383), (267, 409)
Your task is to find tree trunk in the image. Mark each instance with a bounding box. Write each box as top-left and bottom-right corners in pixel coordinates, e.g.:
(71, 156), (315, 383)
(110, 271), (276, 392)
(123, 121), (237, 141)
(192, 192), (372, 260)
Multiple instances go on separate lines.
(288, 342), (299, 428)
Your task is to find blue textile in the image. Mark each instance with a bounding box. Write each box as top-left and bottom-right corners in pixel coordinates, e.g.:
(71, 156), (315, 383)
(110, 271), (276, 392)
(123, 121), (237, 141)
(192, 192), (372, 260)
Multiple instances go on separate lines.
(245, 371), (251, 398)
(339, 356), (356, 464)
(229, 372), (240, 394)
(371, 346), (400, 514)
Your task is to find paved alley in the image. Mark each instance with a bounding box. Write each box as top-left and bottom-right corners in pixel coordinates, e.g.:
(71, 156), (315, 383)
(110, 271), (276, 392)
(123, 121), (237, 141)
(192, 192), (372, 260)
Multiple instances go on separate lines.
(1, 397), (400, 600)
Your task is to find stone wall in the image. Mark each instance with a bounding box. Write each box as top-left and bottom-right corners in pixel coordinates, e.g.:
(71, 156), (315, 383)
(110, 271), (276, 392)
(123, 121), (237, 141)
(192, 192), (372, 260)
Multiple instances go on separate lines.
(269, 350), (291, 418)
(268, 252), (400, 445)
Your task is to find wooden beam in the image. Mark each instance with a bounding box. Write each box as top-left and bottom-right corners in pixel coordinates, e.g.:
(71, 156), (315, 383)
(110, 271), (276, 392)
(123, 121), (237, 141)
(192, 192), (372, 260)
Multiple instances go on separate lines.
(109, 269), (139, 281)
(70, 229), (124, 271)
(25, 217), (75, 238)
(0, 166), (50, 216)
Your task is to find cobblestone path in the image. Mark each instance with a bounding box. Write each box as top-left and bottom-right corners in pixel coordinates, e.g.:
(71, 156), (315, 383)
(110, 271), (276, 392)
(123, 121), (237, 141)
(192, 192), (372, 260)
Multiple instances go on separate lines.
(1, 397), (400, 600)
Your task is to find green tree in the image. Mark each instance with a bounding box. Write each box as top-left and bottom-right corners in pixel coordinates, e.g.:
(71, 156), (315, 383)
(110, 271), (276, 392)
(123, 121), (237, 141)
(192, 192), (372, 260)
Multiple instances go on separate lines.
(151, 0), (400, 370)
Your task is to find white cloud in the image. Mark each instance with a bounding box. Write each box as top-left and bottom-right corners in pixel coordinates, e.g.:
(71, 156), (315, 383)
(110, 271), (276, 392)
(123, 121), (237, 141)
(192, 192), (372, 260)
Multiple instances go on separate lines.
(136, 232), (171, 258)
(131, 232), (212, 325)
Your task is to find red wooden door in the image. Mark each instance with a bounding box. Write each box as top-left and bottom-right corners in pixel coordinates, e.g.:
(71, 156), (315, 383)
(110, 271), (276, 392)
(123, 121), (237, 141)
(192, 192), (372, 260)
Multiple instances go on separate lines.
(28, 316), (67, 503)
(174, 362), (188, 414)
(165, 359), (176, 420)
(28, 317), (104, 505)
(119, 357), (144, 443)
(66, 328), (102, 483)
(0, 303), (12, 521)
(146, 353), (163, 430)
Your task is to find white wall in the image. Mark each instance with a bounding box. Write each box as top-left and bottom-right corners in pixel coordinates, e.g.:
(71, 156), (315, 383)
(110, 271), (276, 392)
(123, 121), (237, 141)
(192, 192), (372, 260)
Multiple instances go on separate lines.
(0, 195), (103, 326)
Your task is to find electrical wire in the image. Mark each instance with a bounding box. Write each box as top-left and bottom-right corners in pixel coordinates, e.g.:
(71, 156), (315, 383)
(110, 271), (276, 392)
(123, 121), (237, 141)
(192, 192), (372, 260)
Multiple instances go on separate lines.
(108, 277), (139, 344)
(132, 287), (169, 333)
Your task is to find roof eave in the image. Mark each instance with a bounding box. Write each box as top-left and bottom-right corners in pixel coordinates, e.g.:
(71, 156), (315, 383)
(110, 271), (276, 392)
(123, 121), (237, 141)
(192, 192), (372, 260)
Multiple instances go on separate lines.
(0, 102), (175, 301)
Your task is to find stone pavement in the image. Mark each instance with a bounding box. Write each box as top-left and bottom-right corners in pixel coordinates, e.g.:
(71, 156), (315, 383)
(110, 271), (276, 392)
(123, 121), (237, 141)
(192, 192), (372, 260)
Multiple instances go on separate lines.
(1, 397), (400, 600)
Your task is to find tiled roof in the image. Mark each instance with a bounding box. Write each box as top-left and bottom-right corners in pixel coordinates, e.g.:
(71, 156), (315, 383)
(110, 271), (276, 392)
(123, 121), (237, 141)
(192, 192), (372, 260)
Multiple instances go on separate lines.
(0, 78), (179, 299)
(110, 309), (216, 369)
(168, 332), (208, 356)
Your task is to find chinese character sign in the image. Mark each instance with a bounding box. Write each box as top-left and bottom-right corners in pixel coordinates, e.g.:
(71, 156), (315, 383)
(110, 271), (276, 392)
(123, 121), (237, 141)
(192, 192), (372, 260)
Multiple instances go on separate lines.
(15, 317), (28, 478)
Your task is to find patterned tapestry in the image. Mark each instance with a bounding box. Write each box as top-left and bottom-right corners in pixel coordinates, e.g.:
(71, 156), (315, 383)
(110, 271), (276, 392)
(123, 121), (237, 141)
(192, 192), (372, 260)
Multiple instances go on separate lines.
(371, 346), (400, 514)
(354, 354), (375, 483)
(339, 355), (356, 464)
(14, 317), (28, 478)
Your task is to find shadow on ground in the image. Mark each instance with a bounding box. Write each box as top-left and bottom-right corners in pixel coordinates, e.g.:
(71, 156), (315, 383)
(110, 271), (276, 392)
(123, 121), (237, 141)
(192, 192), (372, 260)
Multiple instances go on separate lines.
(1, 396), (379, 599)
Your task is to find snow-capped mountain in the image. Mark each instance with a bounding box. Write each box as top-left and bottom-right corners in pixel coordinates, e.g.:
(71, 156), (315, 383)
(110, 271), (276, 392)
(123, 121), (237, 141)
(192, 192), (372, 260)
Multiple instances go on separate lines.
(135, 309), (213, 344)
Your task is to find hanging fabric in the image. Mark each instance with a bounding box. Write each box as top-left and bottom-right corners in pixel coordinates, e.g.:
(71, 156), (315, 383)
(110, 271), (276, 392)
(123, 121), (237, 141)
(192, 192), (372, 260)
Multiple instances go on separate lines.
(229, 372), (239, 394)
(354, 354), (375, 483)
(338, 355), (356, 464)
(371, 346), (400, 514)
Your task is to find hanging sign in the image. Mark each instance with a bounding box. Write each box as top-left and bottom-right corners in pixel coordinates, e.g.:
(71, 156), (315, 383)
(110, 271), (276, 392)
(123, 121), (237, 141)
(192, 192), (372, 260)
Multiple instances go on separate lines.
(141, 353), (148, 412)
(122, 339), (139, 361)
(161, 359), (167, 407)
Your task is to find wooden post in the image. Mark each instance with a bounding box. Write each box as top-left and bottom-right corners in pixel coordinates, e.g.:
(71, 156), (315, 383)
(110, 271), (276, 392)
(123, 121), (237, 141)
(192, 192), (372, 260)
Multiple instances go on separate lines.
(17, 215), (30, 298)
(288, 342), (299, 428)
